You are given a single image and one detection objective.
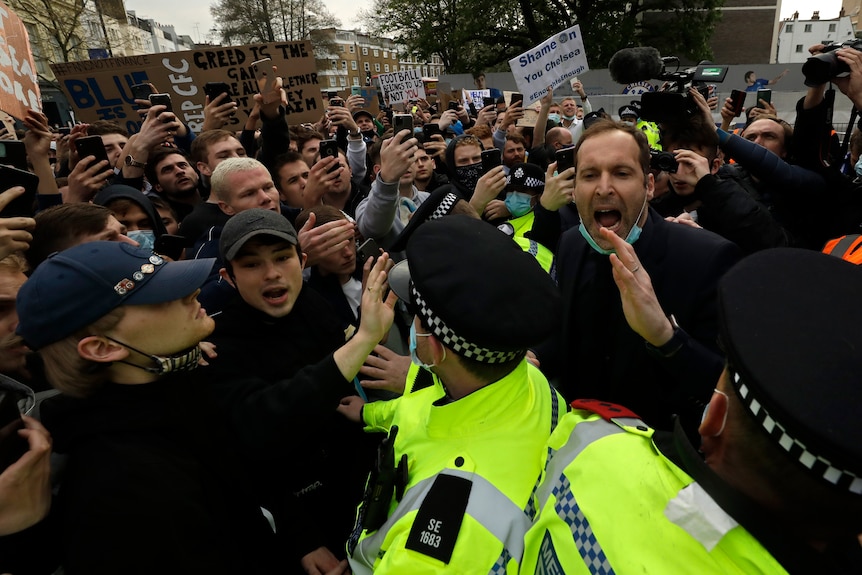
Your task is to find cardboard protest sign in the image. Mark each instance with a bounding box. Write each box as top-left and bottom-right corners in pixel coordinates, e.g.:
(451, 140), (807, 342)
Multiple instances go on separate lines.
(51, 42), (323, 134)
(377, 69), (425, 104)
(462, 89), (489, 107)
(0, 1), (41, 119)
(508, 25), (589, 105)
(0, 109), (16, 136)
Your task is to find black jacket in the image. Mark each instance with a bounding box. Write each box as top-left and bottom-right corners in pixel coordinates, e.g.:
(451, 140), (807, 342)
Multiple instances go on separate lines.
(204, 288), (376, 566)
(35, 374), (280, 575)
(551, 208), (741, 433)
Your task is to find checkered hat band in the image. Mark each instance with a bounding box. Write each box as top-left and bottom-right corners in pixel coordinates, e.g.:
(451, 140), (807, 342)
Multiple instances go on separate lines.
(506, 175), (544, 189)
(410, 285), (523, 364)
(734, 371), (862, 495)
(430, 193), (459, 221)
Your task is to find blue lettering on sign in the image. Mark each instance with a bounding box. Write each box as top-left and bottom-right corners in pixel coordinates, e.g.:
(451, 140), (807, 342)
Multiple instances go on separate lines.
(519, 41), (558, 67)
(64, 71), (149, 109)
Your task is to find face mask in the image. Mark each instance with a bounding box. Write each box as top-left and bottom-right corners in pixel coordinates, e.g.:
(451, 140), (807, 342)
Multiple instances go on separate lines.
(106, 337), (202, 375)
(127, 229), (155, 251)
(548, 113), (561, 124)
(409, 322), (437, 369)
(505, 192), (534, 218)
(579, 193), (648, 255)
(855, 156), (862, 177)
(621, 120), (636, 127)
(562, 113), (576, 121)
(455, 161), (483, 193)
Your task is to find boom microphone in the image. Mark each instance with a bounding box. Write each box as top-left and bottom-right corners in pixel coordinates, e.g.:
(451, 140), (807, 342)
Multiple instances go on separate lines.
(608, 47), (664, 84)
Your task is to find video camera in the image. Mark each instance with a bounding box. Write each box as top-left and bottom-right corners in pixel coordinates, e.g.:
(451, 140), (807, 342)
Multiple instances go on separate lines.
(608, 47), (728, 124)
(640, 59), (729, 124)
(802, 39), (862, 87)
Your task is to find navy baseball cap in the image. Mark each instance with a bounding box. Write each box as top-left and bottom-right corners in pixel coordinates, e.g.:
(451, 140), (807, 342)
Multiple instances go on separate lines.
(17, 242), (214, 349)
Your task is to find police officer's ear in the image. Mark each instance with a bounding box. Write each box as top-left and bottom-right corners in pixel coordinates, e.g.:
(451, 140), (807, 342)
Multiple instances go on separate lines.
(699, 387), (729, 438)
(427, 333), (448, 365)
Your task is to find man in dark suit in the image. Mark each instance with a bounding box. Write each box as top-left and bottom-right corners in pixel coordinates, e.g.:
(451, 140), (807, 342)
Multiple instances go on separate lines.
(553, 119), (741, 432)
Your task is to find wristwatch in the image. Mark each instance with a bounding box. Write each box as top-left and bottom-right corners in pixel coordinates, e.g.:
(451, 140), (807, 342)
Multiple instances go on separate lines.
(645, 314), (685, 358)
(124, 155), (146, 169)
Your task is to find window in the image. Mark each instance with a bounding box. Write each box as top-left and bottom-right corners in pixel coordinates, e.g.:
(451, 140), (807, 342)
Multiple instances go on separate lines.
(350, 45), (355, 53)
(393, 52), (397, 60)
(340, 77), (347, 86)
(384, 64), (389, 72)
(342, 60), (347, 70)
(785, 24), (793, 32)
(351, 60), (357, 70)
(373, 49), (379, 57)
(329, 77), (337, 87)
(829, 23), (837, 32)
(364, 62), (370, 71)
(375, 63), (380, 72)
(331, 60), (337, 69)
(352, 77), (360, 86)
(796, 44), (803, 52)
(362, 47), (368, 55)
(804, 24), (812, 32)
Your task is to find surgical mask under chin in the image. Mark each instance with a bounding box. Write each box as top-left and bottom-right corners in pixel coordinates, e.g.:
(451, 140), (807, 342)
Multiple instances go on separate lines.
(126, 229), (155, 251)
(562, 113), (576, 121)
(455, 162), (483, 193)
(621, 120), (636, 127)
(854, 155), (862, 177)
(504, 192), (534, 218)
(106, 336), (202, 375)
(579, 194), (648, 255)
(548, 113), (561, 124)
(409, 323), (439, 370)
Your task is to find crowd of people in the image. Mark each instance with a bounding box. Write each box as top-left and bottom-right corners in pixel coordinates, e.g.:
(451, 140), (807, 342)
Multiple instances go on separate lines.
(0, 44), (861, 574)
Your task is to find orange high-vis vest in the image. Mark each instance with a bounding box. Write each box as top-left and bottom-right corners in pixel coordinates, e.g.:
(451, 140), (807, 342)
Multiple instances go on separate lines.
(823, 234), (862, 265)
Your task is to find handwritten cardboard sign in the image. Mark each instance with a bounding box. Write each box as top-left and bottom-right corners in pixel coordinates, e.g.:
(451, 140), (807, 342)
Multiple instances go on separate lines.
(51, 42), (323, 133)
(0, 1), (40, 119)
(508, 25), (589, 105)
(377, 68), (425, 104)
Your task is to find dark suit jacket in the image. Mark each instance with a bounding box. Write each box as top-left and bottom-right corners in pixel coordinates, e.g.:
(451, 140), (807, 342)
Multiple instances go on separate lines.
(553, 208), (741, 432)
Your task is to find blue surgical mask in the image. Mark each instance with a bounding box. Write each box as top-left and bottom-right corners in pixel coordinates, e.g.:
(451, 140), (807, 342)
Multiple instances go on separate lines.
(854, 156), (862, 177)
(127, 229), (155, 251)
(562, 113), (576, 121)
(548, 113), (561, 124)
(409, 322), (436, 369)
(578, 194), (648, 255)
(504, 192), (533, 218)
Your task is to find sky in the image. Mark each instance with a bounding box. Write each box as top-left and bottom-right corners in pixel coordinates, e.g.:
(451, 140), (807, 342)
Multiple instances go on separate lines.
(124, 0), (842, 47)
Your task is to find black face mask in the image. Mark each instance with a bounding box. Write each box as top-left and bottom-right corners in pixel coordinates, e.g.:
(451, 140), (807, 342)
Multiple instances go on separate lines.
(106, 337), (202, 375)
(455, 161), (483, 193)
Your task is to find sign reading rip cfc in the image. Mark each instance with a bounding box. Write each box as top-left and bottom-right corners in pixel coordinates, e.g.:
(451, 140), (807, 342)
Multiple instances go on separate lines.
(51, 41), (323, 134)
(508, 25), (589, 106)
(378, 68), (425, 104)
(0, 1), (41, 119)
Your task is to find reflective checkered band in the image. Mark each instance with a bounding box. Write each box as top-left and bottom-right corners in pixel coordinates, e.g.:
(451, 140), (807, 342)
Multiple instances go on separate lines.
(733, 370), (862, 495)
(553, 474), (615, 574)
(505, 174), (544, 190)
(411, 285), (523, 364)
(488, 547), (511, 574)
(528, 239), (539, 257)
(430, 193), (459, 221)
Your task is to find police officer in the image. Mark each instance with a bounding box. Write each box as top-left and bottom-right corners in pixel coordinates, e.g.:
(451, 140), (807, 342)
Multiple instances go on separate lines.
(522, 248), (862, 574)
(339, 215), (562, 573)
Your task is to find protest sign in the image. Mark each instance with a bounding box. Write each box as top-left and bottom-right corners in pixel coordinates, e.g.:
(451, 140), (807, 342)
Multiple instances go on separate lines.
(508, 25), (589, 106)
(339, 86), (380, 116)
(462, 89), (489, 107)
(377, 69), (425, 103)
(51, 42), (322, 134)
(0, 1), (40, 119)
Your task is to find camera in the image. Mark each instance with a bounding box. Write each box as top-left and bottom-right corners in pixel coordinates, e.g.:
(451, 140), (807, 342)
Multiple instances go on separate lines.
(802, 40), (862, 87)
(640, 57), (728, 124)
(650, 150), (678, 173)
